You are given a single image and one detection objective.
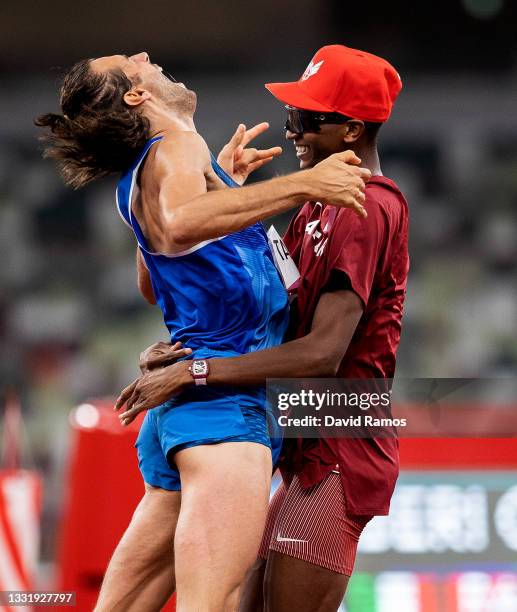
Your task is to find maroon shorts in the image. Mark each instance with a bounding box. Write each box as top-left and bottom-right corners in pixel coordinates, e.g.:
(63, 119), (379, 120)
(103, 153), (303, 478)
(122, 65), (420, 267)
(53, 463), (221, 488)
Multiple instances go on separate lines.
(258, 470), (373, 576)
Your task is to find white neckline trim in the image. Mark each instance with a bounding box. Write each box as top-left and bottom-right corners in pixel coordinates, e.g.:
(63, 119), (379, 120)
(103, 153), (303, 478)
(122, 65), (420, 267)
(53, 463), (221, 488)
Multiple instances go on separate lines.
(125, 140), (227, 258)
(115, 186), (132, 229)
(160, 235), (228, 258)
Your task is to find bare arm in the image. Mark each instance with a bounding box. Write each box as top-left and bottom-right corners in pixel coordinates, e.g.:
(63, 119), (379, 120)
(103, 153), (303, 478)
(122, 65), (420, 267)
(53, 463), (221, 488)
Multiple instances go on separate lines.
(115, 289), (364, 423)
(136, 249), (156, 305)
(139, 132), (211, 254)
(167, 159), (370, 247)
(207, 289), (363, 384)
(144, 134), (370, 253)
(168, 170), (312, 246)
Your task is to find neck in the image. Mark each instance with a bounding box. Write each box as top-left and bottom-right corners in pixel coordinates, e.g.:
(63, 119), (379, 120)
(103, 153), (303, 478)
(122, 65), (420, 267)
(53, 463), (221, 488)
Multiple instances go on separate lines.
(144, 102), (196, 137)
(353, 143), (382, 176)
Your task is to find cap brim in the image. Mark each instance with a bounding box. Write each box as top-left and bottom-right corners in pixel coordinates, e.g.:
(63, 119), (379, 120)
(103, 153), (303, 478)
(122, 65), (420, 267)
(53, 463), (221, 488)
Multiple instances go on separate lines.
(265, 81), (334, 112)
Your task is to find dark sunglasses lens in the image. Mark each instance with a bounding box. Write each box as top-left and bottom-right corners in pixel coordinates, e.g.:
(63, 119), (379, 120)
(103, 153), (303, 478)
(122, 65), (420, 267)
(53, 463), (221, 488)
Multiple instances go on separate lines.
(285, 109), (303, 133)
(285, 108), (323, 133)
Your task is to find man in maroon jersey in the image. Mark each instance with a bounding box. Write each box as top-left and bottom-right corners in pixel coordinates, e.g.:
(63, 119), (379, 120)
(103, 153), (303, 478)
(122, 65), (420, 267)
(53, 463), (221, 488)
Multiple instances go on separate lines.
(117, 45), (408, 611)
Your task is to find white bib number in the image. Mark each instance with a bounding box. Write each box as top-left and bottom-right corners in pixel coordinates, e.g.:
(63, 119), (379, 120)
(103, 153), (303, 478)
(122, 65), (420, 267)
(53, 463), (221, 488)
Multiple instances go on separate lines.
(267, 225), (301, 290)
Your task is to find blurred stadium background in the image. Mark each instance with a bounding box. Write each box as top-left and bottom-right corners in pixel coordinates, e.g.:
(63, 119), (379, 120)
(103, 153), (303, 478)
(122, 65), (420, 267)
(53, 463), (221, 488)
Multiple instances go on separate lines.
(1, 0), (517, 610)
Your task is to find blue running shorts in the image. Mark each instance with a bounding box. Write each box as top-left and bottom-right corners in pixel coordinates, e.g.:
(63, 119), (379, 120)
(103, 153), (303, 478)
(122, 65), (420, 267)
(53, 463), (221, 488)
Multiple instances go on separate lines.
(135, 386), (282, 491)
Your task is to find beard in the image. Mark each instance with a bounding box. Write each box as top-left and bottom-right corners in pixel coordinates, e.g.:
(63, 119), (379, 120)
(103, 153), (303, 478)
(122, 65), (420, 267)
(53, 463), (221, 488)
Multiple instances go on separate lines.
(155, 72), (197, 116)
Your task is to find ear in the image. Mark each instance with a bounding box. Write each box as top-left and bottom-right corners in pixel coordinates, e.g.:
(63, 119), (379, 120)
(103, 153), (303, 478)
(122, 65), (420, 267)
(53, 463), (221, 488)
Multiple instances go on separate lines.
(123, 87), (151, 108)
(342, 120), (365, 144)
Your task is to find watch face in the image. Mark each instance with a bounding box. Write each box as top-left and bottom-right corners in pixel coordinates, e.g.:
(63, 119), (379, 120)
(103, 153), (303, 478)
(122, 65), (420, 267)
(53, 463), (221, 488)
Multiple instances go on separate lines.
(192, 360), (208, 376)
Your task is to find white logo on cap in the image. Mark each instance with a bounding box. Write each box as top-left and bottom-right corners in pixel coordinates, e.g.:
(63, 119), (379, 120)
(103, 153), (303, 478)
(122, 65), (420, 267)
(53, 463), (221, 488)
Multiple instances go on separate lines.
(301, 60), (324, 81)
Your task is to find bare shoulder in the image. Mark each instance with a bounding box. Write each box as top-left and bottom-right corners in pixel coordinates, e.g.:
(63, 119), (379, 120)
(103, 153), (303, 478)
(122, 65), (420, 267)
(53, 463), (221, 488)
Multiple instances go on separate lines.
(153, 131), (211, 176)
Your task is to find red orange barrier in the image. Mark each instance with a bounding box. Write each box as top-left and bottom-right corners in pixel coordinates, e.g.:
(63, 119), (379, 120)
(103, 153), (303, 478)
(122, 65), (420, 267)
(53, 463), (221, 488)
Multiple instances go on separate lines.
(56, 400), (175, 611)
(400, 437), (517, 469)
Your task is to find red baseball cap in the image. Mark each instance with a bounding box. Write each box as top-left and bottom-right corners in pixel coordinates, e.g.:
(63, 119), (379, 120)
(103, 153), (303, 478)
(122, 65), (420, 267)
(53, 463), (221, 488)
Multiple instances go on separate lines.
(265, 45), (402, 123)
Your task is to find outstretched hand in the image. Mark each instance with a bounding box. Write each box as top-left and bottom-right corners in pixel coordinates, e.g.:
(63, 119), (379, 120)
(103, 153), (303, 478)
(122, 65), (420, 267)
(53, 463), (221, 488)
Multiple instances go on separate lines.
(217, 122), (282, 185)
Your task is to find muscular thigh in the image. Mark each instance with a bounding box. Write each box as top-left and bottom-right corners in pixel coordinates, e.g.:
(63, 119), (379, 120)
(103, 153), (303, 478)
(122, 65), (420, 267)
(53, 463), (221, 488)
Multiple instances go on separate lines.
(124, 484), (181, 558)
(172, 441), (274, 610)
(175, 441), (272, 562)
(175, 441), (272, 530)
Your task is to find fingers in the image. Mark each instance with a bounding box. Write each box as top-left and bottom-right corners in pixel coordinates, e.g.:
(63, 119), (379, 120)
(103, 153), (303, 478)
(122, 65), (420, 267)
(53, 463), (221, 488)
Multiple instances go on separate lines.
(348, 184), (368, 218)
(349, 185), (367, 218)
(313, 151), (370, 218)
(337, 192), (367, 218)
(229, 123), (247, 148)
(114, 378), (139, 411)
(217, 125), (247, 166)
(239, 146), (282, 165)
(149, 342), (189, 361)
(146, 347), (192, 370)
(234, 144), (244, 160)
(142, 340), (192, 372)
(334, 183), (368, 218)
(259, 146), (283, 159)
(246, 156), (275, 174)
(359, 167), (372, 182)
(139, 341), (175, 369)
(242, 122), (270, 146)
(325, 151), (370, 183)
(118, 386), (163, 426)
(354, 202), (368, 218)
(122, 381), (142, 415)
(336, 150), (362, 165)
(119, 403), (144, 426)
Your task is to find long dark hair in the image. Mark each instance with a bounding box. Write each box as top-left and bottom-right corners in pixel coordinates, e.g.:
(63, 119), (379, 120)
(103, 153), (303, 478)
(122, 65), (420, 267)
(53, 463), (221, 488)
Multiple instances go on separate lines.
(35, 59), (150, 188)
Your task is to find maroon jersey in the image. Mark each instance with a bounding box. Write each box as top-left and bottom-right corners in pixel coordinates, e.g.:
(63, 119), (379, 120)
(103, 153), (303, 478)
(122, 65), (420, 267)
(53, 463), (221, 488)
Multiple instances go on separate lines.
(282, 175), (409, 515)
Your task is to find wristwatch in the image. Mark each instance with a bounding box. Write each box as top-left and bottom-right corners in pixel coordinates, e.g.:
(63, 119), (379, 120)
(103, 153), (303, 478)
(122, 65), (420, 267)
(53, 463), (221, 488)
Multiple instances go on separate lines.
(188, 359), (210, 386)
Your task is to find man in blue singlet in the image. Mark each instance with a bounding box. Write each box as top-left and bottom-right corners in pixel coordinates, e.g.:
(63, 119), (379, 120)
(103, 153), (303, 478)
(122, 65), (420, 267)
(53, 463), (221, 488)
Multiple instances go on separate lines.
(36, 51), (370, 611)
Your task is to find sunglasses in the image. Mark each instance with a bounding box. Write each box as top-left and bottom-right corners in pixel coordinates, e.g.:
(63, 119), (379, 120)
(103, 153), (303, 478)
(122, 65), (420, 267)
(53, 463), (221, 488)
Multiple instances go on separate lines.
(284, 105), (351, 134)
